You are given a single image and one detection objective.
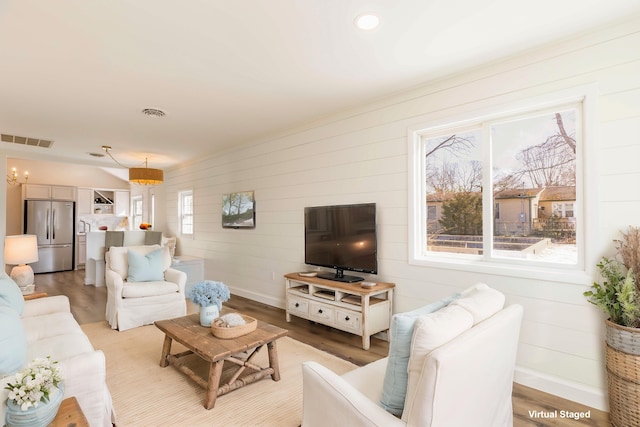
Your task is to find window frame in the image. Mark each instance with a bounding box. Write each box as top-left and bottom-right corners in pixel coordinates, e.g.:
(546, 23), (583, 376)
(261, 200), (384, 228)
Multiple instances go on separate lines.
(408, 86), (597, 284)
(178, 189), (194, 237)
(131, 195), (143, 230)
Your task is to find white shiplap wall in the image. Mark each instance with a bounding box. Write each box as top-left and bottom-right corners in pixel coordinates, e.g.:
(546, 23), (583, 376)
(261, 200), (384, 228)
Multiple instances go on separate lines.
(160, 16), (640, 410)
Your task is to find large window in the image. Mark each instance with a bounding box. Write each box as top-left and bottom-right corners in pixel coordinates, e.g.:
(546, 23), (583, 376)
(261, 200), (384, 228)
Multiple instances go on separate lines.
(409, 95), (587, 271)
(179, 190), (193, 236)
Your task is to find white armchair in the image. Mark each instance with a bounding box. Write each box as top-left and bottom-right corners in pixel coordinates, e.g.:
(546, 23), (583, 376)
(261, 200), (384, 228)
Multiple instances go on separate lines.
(105, 244), (187, 331)
(302, 296), (523, 427)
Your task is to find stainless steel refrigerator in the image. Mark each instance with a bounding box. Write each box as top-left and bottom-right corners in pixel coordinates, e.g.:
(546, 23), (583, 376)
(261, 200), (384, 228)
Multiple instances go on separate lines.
(25, 200), (75, 273)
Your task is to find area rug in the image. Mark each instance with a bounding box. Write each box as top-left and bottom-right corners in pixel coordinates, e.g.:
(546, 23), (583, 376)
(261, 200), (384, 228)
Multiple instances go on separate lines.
(81, 321), (357, 427)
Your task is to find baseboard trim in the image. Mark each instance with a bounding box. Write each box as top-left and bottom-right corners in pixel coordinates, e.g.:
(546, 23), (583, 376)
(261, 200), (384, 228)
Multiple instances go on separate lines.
(514, 366), (608, 412)
(229, 287), (285, 310)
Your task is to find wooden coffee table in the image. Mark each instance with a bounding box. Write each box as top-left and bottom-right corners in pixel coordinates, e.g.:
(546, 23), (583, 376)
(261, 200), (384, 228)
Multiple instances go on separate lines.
(155, 313), (288, 409)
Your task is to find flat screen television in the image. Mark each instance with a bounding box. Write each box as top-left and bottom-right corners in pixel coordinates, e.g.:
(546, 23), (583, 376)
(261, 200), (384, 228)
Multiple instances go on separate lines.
(304, 203), (377, 283)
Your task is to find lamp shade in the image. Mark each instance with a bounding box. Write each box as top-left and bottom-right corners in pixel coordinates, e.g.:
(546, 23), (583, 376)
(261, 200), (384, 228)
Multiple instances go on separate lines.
(129, 167), (164, 185)
(4, 235), (38, 265)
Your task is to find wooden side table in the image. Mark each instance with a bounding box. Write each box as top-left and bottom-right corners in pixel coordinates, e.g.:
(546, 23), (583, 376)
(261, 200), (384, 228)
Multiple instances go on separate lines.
(50, 397), (89, 427)
(24, 292), (48, 301)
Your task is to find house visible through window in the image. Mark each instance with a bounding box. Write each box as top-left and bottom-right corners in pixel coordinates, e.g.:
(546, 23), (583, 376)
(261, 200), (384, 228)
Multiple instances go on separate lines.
(410, 100), (582, 267)
(179, 190), (193, 235)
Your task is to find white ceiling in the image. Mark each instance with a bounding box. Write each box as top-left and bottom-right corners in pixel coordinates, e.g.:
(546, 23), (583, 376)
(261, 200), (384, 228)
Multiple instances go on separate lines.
(1, 1), (639, 169)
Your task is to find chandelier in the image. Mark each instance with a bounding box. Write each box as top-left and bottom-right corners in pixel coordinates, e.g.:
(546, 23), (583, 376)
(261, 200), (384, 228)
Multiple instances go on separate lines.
(102, 146), (164, 186)
(6, 168), (29, 185)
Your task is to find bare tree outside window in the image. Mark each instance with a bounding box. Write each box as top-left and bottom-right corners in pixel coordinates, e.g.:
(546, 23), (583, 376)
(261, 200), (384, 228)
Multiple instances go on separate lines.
(491, 109), (577, 264)
(424, 129), (483, 254)
(421, 106), (579, 265)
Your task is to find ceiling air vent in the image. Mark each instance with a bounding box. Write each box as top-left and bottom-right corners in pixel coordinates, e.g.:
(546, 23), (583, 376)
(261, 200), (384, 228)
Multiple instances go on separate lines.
(1, 134), (53, 148)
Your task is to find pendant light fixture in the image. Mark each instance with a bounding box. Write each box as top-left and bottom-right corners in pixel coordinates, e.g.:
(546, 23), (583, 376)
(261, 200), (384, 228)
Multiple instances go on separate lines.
(101, 146), (164, 186)
(129, 157), (164, 185)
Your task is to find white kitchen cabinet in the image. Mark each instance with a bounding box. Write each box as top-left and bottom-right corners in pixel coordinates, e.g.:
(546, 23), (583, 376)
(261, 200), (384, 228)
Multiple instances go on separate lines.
(51, 186), (76, 201)
(23, 184), (75, 201)
(93, 189), (114, 214)
(114, 190), (130, 217)
(77, 188), (93, 215)
(77, 233), (86, 268)
(23, 184), (51, 199)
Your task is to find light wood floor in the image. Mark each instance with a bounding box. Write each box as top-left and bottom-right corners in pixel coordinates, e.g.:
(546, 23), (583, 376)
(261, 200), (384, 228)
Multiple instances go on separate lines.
(34, 270), (611, 427)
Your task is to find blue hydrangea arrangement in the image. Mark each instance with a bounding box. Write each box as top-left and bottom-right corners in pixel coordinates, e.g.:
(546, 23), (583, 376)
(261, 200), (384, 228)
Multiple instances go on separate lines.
(187, 280), (230, 309)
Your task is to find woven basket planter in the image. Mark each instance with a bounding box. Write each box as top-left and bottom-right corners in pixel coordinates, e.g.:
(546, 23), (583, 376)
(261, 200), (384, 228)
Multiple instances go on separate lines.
(605, 319), (640, 427)
(606, 319), (640, 355)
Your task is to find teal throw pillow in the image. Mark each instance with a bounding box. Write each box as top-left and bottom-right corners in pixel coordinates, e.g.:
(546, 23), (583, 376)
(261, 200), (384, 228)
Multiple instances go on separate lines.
(0, 272), (25, 315)
(0, 306), (27, 376)
(127, 249), (165, 282)
(380, 293), (460, 416)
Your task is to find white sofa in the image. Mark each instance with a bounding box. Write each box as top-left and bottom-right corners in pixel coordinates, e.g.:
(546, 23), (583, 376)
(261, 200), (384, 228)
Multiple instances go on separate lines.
(105, 244), (187, 331)
(302, 284), (523, 427)
(0, 272), (115, 427)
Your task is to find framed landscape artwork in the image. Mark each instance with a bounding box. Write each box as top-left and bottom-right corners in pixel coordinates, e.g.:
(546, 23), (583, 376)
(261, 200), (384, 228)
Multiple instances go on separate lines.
(222, 191), (255, 229)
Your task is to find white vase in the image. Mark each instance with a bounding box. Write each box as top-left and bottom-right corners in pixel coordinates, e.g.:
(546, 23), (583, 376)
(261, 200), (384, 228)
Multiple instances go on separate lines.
(5, 384), (64, 427)
(199, 304), (220, 327)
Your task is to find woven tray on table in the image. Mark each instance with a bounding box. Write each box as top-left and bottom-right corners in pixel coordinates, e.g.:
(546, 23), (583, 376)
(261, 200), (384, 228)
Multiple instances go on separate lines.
(211, 314), (257, 339)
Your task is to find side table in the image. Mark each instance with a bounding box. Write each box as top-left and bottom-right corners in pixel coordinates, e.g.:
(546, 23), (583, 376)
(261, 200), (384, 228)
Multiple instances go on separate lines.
(24, 292), (48, 301)
(50, 397), (89, 427)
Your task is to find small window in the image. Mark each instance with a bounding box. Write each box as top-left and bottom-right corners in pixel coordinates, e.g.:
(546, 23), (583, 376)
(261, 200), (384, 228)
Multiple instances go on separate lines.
(179, 190), (194, 236)
(150, 193), (156, 226)
(132, 196), (143, 229)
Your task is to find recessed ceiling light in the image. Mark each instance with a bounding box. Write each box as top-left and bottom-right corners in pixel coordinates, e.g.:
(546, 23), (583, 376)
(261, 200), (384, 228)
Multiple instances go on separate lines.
(355, 13), (380, 30)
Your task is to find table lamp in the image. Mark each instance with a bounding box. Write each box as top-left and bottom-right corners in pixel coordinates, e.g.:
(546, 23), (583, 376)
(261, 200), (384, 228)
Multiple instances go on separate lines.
(4, 234), (39, 294)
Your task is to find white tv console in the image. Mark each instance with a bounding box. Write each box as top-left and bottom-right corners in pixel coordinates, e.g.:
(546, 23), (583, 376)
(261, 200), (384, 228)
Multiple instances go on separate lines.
(284, 273), (395, 350)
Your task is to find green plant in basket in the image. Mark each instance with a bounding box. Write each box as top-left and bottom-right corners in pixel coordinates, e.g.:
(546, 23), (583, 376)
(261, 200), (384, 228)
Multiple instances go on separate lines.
(584, 227), (640, 328)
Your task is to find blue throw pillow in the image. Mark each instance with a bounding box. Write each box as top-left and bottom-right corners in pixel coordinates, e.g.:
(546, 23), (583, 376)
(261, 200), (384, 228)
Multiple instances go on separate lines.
(380, 293), (460, 416)
(127, 249), (165, 282)
(0, 272), (25, 315)
(0, 306), (27, 376)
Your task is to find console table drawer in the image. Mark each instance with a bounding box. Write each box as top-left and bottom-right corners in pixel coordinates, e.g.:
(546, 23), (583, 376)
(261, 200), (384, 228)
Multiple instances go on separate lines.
(309, 302), (334, 322)
(335, 309), (362, 332)
(287, 297), (309, 316)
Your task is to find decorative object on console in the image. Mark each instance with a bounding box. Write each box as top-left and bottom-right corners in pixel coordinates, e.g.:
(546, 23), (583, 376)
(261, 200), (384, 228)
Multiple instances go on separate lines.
(583, 226), (640, 427)
(161, 236), (177, 259)
(187, 280), (230, 327)
(4, 235), (38, 295)
(222, 191), (255, 229)
(5, 356), (64, 427)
